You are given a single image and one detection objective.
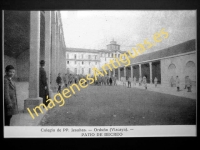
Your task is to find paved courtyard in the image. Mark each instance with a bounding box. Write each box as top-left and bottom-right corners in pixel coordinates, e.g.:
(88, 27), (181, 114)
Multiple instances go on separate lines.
(39, 85), (196, 126)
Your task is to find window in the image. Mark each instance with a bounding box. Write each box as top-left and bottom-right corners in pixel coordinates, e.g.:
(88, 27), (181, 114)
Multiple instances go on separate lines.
(95, 55), (97, 60)
(118, 54), (120, 58)
(82, 54), (84, 59)
(89, 68), (91, 74)
(82, 68), (84, 74)
(67, 61), (69, 64)
(74, 68), (77, 74)
(88, 55), (91, 60)
(95, 62), (97, 65)
(89, 61), (90, 65)
(82, 61), (84, 65)
(168, 63), (176, 77)
(66, 53), (69, 59)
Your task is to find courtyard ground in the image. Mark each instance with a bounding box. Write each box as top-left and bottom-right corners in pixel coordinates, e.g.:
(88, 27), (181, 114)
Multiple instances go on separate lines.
(39, 85), (196, 126)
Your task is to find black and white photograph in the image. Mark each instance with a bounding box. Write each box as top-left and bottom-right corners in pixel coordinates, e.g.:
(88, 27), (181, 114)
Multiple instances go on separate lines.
(3, 10), (197, 137)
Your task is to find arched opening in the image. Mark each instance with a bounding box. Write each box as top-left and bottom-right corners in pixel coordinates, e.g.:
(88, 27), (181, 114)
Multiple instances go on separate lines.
(185, 61), (196, 86)
(168, 63), (176, 75)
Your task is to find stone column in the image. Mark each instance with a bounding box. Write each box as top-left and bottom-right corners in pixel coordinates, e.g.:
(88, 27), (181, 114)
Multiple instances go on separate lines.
(149, 62), (152, 84)
(56, 24), (60, 74)
(131, 65), (133, 79)
(124, 67), (126, 77)
(51, 11), (57, 90)
(113, 69), (115, 77)
(139, 64), (142, 77)
(118, 67), (120, 80)
(44, 11), (53, 98)
(60, 27), (66, 75)
(24, 11), (42, 113)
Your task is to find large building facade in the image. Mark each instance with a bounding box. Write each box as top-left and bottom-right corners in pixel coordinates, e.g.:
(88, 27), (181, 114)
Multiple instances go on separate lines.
(65, 40), (122, 75)
(65, 39), (196, 90)
(104, 39), (196, 89)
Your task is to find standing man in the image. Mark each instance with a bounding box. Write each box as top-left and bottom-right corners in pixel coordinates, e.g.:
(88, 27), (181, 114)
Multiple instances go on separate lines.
(184, 76), (187, 89)
(74, 74), (78, 84)
(154, 77), (158, 87)
(133, 76), (137, 86)
(186, 76), (192, 92)
(39, 60), (50, 106)
(143, 76), (147, 89)
(107, 75), (110, 86)
(4, 65), (19, 126)
(139, 76), (142, 86)
(113, 75), (117, 86)
(56, 73), (62, 93)
(109, 76), (112, 86)
(64, 73), (69, 87)
(123, 77), (126, 87)
(170, 76), (175, 87)
(176, 76), (180, 91)
(128, 76), (132, 88)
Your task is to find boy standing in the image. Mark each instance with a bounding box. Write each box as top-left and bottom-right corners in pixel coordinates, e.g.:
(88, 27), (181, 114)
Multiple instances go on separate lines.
(4, 65), (19, 126)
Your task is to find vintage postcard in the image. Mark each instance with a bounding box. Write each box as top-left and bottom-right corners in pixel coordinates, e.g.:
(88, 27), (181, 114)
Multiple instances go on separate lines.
(3, 10), (196, 138)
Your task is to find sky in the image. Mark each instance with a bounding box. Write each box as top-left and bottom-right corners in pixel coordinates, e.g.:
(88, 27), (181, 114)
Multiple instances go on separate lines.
(60, 10), (196, 54)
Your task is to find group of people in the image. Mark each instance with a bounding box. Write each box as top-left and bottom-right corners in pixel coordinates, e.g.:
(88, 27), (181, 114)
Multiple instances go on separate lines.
(55, 73), (118, 92)
(170, 76), (192, 92)
(126, 76), (158, 89)
(93, 75), (117, 86)
(56, 73), (89, 93)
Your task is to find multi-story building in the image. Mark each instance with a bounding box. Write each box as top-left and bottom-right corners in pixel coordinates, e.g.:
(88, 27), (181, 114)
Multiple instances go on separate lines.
(65, 40), (122, 75)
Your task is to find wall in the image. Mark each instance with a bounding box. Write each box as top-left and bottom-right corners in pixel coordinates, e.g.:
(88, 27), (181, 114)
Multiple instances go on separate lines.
(16, 49), (30, 81)
(161, 52), (196, 88)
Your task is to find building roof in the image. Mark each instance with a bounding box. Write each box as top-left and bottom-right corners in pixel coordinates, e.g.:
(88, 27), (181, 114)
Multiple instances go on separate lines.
(128, 39), (196, 65)
(65, 48), (100, 53)
(65, 48), (123, 53)
(101, 39), (196, 70)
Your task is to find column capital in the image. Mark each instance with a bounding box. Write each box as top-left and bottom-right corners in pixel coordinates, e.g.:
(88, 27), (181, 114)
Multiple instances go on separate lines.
(149, 62), (152, 65)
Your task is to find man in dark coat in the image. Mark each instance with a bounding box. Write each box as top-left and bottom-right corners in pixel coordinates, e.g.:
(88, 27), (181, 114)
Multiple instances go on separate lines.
(109, 76), (112, 86)
(39, 60), (50, 106)
(56, 73), (62, 93)
(4, 65), (19, 126)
